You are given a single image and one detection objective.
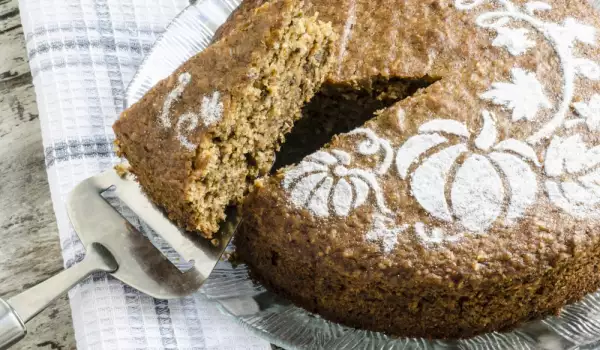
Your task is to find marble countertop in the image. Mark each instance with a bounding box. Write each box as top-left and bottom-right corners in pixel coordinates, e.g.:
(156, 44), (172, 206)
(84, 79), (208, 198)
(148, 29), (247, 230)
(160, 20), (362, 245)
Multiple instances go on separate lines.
(0, 0), (76, 348)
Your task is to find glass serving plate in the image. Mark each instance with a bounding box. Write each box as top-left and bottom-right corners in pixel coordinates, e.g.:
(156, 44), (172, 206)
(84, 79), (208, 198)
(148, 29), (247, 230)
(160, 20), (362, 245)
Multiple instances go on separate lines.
(124, 1), (600, 348)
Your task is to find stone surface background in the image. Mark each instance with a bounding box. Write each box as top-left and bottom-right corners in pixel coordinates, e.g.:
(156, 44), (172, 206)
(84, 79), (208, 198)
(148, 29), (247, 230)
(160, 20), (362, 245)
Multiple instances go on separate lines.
(0, 0), (76, 348)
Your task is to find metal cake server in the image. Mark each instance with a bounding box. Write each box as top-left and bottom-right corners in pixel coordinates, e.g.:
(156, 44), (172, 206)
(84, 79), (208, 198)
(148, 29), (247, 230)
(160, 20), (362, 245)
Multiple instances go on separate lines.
(0, 168), (240, 349)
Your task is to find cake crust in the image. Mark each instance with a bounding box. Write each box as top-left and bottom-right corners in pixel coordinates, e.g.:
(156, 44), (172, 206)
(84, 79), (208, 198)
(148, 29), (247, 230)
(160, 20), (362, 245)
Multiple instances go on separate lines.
(234, 0), (600, 339)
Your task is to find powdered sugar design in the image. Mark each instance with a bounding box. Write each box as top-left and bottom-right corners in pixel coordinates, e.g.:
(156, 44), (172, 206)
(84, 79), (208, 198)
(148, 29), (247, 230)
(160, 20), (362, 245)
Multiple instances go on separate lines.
(159, 73), (224, 150)
(200, 91), (224, 126)
(525, 1), (552, 15)
(349, 128), (394, 174)
(418, 119), (470, 137)
(333, 178), (354, 216)
(489, 152), (538, 224)
(411, 144), (467, 222)
(365, 215), (408, 253)
(396, 108), (406, 131)
(452, 155), (505, 231)
(573, 94), (600, 132)
(404, 112), (540, 232)
(283, 148), (391, 218)
(396, 133), (448, 179)
(160, 72), (191, 128)
(492, 27), (536, 56)
(176, 112), (199, 150)
(282, 0), (600, 250)
(460, 0), (599, 144)
(290, 173), (327, 208)
(336, 0), (356, 75)
(474, 110), (498, 151)
(494, 139), (541, 166)
(544, 135), (600, 218)
(480, 68), (551, 122)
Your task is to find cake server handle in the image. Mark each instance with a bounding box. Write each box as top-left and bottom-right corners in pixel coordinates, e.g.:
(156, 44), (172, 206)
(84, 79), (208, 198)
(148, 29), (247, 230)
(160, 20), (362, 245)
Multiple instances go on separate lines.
(0, 242), (118, 350)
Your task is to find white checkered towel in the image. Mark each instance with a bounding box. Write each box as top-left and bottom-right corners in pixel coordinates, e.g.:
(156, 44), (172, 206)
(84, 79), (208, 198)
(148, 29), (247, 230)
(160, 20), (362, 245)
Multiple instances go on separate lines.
(17, 0), (270, 348)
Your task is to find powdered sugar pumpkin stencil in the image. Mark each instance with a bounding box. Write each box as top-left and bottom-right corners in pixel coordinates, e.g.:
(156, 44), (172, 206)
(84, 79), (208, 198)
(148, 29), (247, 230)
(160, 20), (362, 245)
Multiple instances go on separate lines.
(396, 111), (540, 232)
(281, 0), (600, 250)
(282, 128), (393, 217)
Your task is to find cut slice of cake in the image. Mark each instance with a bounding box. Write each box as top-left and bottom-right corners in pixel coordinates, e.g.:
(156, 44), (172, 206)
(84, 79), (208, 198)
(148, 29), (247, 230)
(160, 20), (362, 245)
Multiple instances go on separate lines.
(113, 0), (336, 238)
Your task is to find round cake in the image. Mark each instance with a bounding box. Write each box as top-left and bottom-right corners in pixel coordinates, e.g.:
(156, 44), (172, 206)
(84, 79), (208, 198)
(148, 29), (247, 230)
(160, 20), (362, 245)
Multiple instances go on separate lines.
(230, 0), (600, 339)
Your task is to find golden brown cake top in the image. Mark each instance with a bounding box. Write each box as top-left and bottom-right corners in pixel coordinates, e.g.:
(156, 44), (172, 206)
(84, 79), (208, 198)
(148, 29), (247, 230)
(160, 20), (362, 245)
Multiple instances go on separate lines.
(247, 0), (600, 282)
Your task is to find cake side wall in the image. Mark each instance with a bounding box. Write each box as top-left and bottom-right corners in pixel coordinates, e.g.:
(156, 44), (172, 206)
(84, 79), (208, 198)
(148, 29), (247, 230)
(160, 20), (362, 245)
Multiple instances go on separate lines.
(238, 186), (600, 338)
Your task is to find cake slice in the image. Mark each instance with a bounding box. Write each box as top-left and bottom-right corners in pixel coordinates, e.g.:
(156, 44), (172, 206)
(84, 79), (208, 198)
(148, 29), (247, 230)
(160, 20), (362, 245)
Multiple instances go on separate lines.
(113, 0), (336, 238)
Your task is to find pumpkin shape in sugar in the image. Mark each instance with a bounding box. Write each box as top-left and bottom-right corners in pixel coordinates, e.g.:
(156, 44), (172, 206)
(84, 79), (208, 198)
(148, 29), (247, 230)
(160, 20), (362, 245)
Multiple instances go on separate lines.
(396, 111), (541, 232)
(282, 146), (391, 218)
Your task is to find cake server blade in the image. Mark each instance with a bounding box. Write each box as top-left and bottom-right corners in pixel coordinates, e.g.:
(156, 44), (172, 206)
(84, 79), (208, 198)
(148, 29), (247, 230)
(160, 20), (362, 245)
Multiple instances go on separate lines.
(0, 167), (240, 349)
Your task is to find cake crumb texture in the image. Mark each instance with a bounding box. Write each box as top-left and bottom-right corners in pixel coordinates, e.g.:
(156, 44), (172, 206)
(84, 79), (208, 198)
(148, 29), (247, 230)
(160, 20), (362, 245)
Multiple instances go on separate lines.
(113, 0), (336, 238)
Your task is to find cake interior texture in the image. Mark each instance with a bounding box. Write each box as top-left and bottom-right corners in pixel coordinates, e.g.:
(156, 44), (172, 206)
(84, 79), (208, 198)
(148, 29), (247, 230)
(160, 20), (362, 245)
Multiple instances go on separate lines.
(187, 15), (335, 236)
(114, 0), (336, 238)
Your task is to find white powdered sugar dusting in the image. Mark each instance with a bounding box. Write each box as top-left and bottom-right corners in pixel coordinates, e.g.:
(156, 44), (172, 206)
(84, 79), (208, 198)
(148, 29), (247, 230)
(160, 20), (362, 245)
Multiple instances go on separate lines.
(405, 113), (540, 232)
(580, 170), (600, 198)
(350, 128), (394, 174)
(396, 133), (448, 179)
(200, 91), (224, 126)
(561, 181), (600, 206)
(451, 155), (504, 231)
(347, 168), (392, 215)
(176, 112), (199, 150)
(489, 152), (538, 225)
(545, 135), (595, 177)
(411, 144), (468, 222)
(160, 72), (191, 128)
(415, 223), (442, 244)
(283, 162), (328, 189)
(480, 68), (551, 123)
(157, 72), (225, 150)
(365, 215), (408, 253)
(418, 119), (470, 137)
(309, 151), (340, 165)
(333, 178), (354, 216)
(545, 180), (600, 219)
(573, 94), (600, 132)
(281, 0), (600, 249)
(491, 27), (536, 56)
(350, 177), (370, 209)
(397, 108), (406, 131)
(283, 148), (390, 217)
(460, 0), (599, 144)
(544, 135), (600, 218)
(331, 149), (352, 164)
(415, 223), (455, 244)
(336, 0), (356, 75)
(474, 110), (498, 151)
(290, 172), (327, 209)
(494, 139), (541, 166)
(525, 1), (552, 15)
(307, 177), (334, 217)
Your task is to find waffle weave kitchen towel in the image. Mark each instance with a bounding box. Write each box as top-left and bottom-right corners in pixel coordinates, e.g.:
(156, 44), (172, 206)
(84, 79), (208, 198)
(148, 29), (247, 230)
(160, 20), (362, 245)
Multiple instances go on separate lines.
(17, 0), (270, 348)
